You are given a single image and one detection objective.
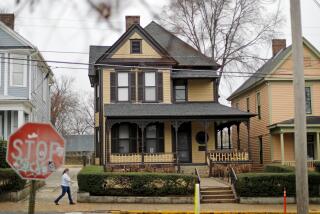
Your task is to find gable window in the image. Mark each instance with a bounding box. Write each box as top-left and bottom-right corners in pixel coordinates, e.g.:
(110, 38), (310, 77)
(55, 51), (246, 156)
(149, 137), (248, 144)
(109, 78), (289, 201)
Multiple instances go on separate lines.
(144, 72), (156, 101)
(257, 92), (261, 119)
(130, 39), (142, 54)
(174, 80), (187, 102)
(305, 87), (312, 114)
(10, 54), (27, 87)
(246, 97), (250, 112)
(117, 72), (129, 101)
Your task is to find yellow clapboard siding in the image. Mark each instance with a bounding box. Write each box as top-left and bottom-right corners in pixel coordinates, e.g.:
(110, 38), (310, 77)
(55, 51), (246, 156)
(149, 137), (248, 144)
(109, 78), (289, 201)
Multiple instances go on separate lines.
(188, 79), (214, 102)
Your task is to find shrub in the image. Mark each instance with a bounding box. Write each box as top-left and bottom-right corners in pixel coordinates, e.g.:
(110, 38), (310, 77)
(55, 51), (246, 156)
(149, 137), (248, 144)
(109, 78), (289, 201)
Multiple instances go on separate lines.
(315, 161), (320, 173)
(235, 172), (320, 197)
(0, 141), (9, 168)
(264, 164), (294, 173)
(77, 166), (196, 196)
(0, 168), (26, 194)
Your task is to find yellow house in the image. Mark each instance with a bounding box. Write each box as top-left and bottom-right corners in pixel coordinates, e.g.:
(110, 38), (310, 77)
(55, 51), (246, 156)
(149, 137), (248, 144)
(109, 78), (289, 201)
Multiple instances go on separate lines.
(88, 16), (254, 171)
(228, 38), (320, 170)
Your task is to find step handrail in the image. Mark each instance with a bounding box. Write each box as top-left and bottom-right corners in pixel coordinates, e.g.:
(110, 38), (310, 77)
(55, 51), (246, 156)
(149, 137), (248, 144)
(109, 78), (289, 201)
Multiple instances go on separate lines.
(195, 168), (201, 184)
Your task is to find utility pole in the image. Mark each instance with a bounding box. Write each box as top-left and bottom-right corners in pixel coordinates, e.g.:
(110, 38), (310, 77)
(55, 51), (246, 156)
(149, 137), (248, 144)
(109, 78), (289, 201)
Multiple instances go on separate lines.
(290, 0), (309, 213)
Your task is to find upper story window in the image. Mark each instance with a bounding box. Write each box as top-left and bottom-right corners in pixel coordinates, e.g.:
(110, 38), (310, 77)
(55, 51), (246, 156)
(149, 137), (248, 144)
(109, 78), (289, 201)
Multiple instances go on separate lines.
(10, 54), (27, 87)
(130, 39), (142, 54)
(246, 97), (250, 112)
(144, 72), (156, 101)
(305, 87), (312, 114)
(95, 84), (100, 111)
(256, 92), (261, 119)
(117, 72), (129, 102)
(174, 80), (187, 102)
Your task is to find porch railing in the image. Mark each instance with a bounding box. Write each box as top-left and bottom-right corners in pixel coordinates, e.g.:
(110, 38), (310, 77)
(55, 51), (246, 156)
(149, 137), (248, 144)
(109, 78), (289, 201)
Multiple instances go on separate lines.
(208, 150), (249, 162)
(283, 160), (319, 168)
(110, 153), (175, 164)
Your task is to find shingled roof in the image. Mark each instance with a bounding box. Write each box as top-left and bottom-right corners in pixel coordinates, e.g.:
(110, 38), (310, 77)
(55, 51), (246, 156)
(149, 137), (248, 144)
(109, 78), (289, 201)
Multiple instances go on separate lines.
(104, 103), (255, 119)
(145, 21), (219, 68)
(88, 45), (110, 76)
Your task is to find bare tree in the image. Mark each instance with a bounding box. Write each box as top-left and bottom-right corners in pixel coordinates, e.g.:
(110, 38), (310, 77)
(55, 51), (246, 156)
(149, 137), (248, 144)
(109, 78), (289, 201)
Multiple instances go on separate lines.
(161, 0), (284, 98)
(50, 76), (78, 135)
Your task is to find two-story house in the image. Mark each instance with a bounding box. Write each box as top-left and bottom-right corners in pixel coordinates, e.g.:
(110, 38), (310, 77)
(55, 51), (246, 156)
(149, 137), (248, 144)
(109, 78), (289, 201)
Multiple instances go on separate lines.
(0, 14), (52, 140)
(89, 16), (254, 171)
(228, 38), (320, 170)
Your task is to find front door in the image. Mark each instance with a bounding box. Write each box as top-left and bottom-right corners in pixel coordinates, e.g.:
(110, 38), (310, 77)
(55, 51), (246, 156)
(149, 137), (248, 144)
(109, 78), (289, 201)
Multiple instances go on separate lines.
(173, 122), (192, 163)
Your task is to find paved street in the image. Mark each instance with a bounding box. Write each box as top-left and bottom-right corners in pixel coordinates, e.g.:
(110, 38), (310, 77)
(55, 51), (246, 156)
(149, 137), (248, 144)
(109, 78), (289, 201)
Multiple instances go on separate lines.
(0, 166), (319, 213)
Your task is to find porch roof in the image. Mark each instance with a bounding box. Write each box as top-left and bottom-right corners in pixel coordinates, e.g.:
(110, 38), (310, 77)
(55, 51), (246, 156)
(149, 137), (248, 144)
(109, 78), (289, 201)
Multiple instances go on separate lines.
(171, 70), (218, 79)
(269, 116), (320, 128)
(104, 102), (255, 119)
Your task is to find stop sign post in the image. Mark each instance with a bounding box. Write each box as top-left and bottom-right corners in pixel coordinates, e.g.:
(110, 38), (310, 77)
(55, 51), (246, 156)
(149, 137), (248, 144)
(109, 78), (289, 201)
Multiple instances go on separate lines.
(6, 122), (65, 214)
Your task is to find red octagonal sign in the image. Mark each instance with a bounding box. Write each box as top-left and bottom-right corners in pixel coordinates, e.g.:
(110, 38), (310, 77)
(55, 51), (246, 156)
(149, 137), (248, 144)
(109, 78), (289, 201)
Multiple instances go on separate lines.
(6, 122), (65, 180)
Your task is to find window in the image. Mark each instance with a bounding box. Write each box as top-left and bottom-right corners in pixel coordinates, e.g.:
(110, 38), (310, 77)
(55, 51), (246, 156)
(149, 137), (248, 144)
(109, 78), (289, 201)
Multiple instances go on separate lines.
(246, 97), (250, 112)
(174, 80), (187, 102)
(10, 54), (27, 87)
(95, 84), (100, 111)
(144, 72), (156, 101)
(145, 123), (164, 153)
(257, 92), (261, 119)
(130, 40), (142, 54)
(118, 124), (130, 153)
(117, 72), (129, 101)
(305, 87), (312, 114)
(307, 134), (315, 160)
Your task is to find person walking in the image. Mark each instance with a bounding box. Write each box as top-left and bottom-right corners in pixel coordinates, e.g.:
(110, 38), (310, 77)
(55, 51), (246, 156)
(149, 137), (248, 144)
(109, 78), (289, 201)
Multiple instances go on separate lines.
(54, 168), (75, 205)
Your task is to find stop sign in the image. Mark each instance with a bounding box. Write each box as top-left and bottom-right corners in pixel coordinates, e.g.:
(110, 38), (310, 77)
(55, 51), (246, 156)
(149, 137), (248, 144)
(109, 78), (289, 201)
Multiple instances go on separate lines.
(6, 122), (65, 180)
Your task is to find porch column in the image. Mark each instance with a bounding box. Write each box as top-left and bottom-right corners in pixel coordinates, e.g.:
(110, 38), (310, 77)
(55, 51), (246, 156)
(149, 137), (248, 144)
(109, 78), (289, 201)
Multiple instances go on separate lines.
(18, 110), (24, 128)
(280, 132), (285, 164)
(141, 126), (145, 164)
(204, 121), (208, 162)
(228, 126), (231, 149)
(237, 123), (240, 150)
(4, 111), (8, 140)
(105, 121), (111, 165)
(246, 121), (251, 159)
(220, 129), (223, 149)
(316, 132), (320, 160)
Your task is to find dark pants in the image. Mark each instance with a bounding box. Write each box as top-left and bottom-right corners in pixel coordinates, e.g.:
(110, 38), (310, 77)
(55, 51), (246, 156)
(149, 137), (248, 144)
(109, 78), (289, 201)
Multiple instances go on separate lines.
(54, 185), (73, 204)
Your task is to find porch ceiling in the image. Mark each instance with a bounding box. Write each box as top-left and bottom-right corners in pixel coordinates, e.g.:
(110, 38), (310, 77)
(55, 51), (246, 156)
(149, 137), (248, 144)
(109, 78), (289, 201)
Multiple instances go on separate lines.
(104, 103), (255, 120)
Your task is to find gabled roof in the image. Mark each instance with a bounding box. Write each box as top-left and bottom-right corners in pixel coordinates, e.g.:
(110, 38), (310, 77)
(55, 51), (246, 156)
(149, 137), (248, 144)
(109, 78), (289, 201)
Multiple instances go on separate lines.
(96, 23), (176, 66)
(228, 37), (320, 101)
(88, 45), (110, 76)
(145, 21), (219, 68)
(0, 21), (34, 49)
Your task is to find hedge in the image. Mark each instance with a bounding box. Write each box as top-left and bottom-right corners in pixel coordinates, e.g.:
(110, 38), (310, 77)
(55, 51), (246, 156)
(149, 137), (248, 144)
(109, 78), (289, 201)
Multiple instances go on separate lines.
(0, 168), (26, 194)
(264, 164), (294, 173)
(235, 172), (320, 197)
(77, 166), (196, 196)
(0, 141), (9, 168)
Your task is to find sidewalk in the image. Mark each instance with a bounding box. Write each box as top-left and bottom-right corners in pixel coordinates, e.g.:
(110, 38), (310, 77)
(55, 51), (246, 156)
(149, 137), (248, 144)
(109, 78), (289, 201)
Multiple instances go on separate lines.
(0, 166), (319, 213)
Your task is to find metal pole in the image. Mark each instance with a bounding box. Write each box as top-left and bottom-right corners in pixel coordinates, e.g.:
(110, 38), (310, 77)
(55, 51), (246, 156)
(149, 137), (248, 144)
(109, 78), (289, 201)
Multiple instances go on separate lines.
(28, 180), (36, 214)
(290, 0), (309, 213)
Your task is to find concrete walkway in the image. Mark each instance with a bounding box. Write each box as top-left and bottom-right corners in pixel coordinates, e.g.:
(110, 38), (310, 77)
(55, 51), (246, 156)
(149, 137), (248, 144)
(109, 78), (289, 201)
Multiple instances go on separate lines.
(0, 166), (319, 213)
(200, 177), (229, 188)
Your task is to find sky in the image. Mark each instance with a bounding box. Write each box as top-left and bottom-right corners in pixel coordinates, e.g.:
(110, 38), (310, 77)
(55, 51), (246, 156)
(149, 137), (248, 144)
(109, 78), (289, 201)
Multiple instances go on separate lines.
(0, 0), (319, 103)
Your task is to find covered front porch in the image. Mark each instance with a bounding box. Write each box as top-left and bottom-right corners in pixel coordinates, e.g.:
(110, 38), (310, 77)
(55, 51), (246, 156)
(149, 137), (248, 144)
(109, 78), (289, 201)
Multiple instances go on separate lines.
(101, 103), (255, 172)
(269, 116), (320, 168)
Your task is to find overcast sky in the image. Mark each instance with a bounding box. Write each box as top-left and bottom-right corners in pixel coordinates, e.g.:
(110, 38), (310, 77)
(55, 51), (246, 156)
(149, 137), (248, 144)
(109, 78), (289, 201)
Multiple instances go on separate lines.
(0, 0), (319, 102)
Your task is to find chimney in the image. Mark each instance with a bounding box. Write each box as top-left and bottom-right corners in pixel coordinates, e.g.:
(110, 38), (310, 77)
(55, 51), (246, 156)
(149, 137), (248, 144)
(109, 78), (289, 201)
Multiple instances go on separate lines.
(0, 14), (14, 30)
(272, 39), (286, 56)
(125, 16), (140, 31)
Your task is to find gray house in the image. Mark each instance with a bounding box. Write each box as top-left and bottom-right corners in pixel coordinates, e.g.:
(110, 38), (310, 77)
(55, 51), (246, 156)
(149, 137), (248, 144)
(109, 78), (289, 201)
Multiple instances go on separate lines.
(0, 14), (53, 140)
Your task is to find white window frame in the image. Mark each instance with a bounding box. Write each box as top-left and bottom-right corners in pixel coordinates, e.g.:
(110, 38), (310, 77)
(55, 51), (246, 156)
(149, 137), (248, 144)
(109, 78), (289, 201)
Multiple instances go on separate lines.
(10, 54), (27, 87)
(144, 71), (156, 102)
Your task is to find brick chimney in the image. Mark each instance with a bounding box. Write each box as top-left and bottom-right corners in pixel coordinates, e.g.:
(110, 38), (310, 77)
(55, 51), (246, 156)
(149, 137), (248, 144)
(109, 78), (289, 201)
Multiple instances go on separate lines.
(0, 14), (14, 30)
(125, 16), (140, 31)
(272, 39), (286, 56)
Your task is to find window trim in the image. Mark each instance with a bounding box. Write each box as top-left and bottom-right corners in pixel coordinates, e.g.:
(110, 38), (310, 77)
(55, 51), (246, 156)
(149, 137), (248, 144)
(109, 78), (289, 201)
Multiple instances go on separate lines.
(116, 71), (130, 102)
(0, 53), (3, 87)
(256, 92), (261, 119)
(10, 54), (27, 87)
(173, 80), (187, 103)
(143, 71), (157, 102)
(305, 86), (312, 114)
(246, 97), (250, 112)
(130, 39), (142, 54)
(145, 123), (164, 153)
